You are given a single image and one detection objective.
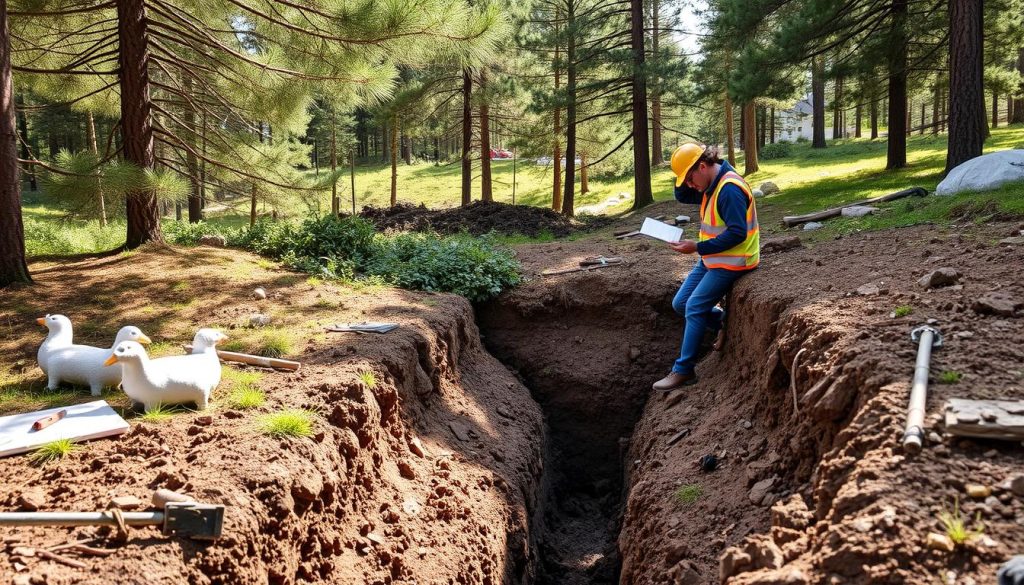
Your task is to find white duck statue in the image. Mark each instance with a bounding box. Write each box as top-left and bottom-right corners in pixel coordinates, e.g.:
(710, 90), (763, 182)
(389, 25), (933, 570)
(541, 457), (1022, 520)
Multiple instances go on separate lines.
(105, 329), (227, 412)
(37, 314), (152, 396)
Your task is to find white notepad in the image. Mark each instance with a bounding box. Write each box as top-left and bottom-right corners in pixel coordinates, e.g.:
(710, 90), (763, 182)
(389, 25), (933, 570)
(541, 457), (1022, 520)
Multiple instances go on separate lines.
(640, 217), (684, 243)
(0, 400), (129, 457)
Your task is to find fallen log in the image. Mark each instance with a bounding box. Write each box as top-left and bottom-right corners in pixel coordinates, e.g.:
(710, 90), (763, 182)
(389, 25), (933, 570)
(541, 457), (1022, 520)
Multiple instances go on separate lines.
(183, 346), (301, 372)
(781, 187), (928, 227)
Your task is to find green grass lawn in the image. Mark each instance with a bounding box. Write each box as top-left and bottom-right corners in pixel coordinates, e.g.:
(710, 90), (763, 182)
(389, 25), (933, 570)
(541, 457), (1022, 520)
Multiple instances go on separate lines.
(18, 124), (1024, 257)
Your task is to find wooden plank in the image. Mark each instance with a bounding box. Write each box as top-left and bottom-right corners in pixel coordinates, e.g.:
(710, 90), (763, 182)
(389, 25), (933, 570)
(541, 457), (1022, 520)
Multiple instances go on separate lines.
(944, 398), (1024, 441)
(782, 187), (928, 227)
(184, 345), (301, 371)
(667, 428), (690, 446)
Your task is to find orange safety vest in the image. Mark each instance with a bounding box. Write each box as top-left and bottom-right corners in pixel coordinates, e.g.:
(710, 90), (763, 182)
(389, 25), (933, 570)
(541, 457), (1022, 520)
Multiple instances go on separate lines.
(698, 171), (760, 271)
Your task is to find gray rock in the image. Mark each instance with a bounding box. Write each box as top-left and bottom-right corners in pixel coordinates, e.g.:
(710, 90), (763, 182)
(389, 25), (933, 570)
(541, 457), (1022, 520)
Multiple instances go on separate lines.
(18, 488), (45, 511)
(197, 234), (226, 248)
(802, 222), (823, 231)
(749, 477), (777, 505)
(249, 313), (272, 327)
(1007, 474), (1024, 497)
(857, 283), (880, 296)
(1000, 236), (1024, 245)
(762, 236), (802, 254)
(252, 287), (267, 300)
(840, 206), (878, 218)
(973, 293), (1018, 316)
(937, 149), (1024, 196)
(759, 181), (781, 195)
(675, 215), (691, 224)
(918, 268), (961, 289)
(752, 188), (765, 198)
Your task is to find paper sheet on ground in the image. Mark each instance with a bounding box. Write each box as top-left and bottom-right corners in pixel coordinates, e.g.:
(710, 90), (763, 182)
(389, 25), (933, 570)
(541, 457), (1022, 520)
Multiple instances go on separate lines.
(0, 400), (129, 458)
(640, 217), (684, 243)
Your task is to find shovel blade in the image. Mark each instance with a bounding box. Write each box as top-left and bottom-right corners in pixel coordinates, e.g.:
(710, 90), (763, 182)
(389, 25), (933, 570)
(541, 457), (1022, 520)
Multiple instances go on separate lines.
(162, 502), (224, 540)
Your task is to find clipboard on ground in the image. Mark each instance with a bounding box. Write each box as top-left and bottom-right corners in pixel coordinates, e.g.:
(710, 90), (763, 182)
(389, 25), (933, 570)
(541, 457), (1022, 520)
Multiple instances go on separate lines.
(326, 322), (400, 334)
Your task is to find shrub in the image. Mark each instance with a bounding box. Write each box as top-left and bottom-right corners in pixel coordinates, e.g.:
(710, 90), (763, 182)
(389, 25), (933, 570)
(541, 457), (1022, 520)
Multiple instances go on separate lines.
(164, 220), (223, 246)
(366, 233), (521, 301)
(760, 142), (793, 160)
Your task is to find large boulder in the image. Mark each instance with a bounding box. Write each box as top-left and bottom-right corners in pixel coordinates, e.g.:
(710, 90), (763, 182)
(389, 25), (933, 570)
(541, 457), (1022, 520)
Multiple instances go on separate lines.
(936, 150), (1024, 196)
(759, 181), (781, 195)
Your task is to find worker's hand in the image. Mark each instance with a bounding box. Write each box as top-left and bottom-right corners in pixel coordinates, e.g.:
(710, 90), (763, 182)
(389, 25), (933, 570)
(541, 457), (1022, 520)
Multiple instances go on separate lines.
(669, 240), (698, 254)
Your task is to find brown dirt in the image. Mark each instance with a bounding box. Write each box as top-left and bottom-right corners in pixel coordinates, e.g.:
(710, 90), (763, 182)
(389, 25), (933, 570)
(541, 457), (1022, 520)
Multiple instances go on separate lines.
(0, 245), (543, 584)
(359, 201), (610, 237)
(476, 202), (1024, 584)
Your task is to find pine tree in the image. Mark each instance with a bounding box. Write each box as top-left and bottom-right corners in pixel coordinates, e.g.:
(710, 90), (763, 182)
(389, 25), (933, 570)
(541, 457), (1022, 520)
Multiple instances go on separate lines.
(0, 0), (31, 285)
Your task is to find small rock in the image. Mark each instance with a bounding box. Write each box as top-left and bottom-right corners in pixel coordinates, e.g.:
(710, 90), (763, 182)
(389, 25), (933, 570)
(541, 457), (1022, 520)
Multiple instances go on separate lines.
(752, 188), (765, 198)
(448, 422), (470, 442)
(403, 499), (421, 515)
(740, 419), (753, 429)
(109, 495), (143, 510)
(249, 313), (272, 327)
(927, 532), (955, 552)
(802, 222), (823, 231)
(676, 215), (691, 223)
(918, 268), (961, 289)
(762, 236), (802, 254)
(409, 437), (428, 458)
(417, 547), (428, 557)
(759, 181), (781, 195)
(973, 293), (1018, 316)
(366, 532), (385, 545)
(197, 234), (226, 248)
(1005, 474), (1024, 496)
(253, 287), (267, 300)
(954, 331), (975, 339)
(857, 283), (880, 296)
(397, 460), (415, 480)
(749, 477), (777, 505)
(18, 488), (45, 511)
(628, 346), (641, 361)
(495, 405), (513, 419)
(928, 432), (943, 443)
(999, 236), (1024, 245)
(966, 484), (991, 499)
(195, 416), (213, 426)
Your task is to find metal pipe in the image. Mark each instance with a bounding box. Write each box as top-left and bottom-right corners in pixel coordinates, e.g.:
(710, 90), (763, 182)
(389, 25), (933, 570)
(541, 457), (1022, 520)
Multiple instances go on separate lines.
(0, 511), (163, 528)
(903, 325), (942, 455)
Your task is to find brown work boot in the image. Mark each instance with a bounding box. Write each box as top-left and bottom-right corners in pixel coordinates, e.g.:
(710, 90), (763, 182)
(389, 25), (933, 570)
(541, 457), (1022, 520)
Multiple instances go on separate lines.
(652, 372), (698, 392)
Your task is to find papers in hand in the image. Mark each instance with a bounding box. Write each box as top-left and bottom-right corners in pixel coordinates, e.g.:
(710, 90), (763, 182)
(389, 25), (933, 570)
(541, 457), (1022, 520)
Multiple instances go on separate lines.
(640, 217), (684, 243)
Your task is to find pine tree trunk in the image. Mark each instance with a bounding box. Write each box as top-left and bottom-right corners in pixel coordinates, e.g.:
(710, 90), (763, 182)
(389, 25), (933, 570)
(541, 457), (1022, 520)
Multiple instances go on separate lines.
(886, 0), (908, 169)
(906, 99), (912, 136)
(650, 0), (663, 166)
(833, 76), (843, 139)
(946, 0), (985, 173)
(920, 101), (926, 134)
(84, 111), (108, 226)
(991, 91), (998, 128)
(738, 109), (745, 150)
(563, 4), (577, 217)
(15, 96), (35, 191)
(0, 0), (30, 286)
(461, 68), (472, 207)
(183, 76), (201, 223)
(432, 136), (439, 164)
(630, 0), (653, 209)
(769, 106), (775, 143)
(871, 91), (879, 139)
(390, 115), (398, 207)
(117, 0), (162, 248)
(1012, 49), (1024, 123)
(350, 148), (356, 215)
(724, 91), (736, 165)
(249, 183), (257, 227)
(812, 56), (826, 148)
(580, 153), (589, 194)
(742, 102), (759, 175)
(480, 70), (493, 203)
(331, 109), (339, 215)
(552, 11), (562, 212)
(932, 85), (940, 135)
(855, 104), (862, 138)
(199, 110), (206, 209)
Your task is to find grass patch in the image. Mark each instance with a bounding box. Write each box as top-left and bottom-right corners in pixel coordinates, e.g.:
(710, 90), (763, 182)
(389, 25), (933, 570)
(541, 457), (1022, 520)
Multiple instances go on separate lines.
(894, 305), (913, 318)
(358, 370), (377, 389)
(256, 330), (294, 358)
(938, 497), (984, 546)
(259, 408), (315, 438)
(938, 370), (963, 384)
(674, 483), (703, 506)
(29, 438), (79, 465)
(138, 403), (179, 423)
(313, 298), (340, 310)
(228, 386), (265, 409)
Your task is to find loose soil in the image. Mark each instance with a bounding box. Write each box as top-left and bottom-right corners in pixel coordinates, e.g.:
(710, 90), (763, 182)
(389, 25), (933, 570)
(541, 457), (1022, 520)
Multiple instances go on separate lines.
(359, 201), (610, 238)
(2, 200), (1023, 585)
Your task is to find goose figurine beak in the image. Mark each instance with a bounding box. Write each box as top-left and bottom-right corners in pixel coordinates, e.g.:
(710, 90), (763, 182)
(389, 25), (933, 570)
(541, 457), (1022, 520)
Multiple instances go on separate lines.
(103, 355), (118, 367)
(36, 317), (46, 326)
(138, 334), (152, 345)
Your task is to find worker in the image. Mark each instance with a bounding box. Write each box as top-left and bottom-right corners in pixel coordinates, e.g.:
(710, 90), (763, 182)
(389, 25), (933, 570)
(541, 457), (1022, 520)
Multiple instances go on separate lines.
(652, 143), (760, 392)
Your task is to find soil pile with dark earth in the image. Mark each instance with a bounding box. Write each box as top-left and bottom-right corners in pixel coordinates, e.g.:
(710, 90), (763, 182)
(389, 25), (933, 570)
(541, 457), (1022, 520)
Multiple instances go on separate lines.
(359, 201), (611, 237)
(0, 247), (544, 584)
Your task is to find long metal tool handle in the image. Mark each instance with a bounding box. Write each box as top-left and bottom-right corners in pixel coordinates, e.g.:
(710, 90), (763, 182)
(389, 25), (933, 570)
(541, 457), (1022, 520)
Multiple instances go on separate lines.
(903, 326), (939, 454)
(0, 511), (164, 527)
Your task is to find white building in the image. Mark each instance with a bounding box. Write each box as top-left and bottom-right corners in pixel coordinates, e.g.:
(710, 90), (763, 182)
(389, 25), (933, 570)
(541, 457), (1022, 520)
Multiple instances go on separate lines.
(775, 97), (814, 142)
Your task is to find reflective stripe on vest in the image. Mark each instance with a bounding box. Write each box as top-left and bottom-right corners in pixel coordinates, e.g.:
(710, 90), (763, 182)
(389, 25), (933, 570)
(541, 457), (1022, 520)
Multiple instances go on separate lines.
(698, 171), (760, 271)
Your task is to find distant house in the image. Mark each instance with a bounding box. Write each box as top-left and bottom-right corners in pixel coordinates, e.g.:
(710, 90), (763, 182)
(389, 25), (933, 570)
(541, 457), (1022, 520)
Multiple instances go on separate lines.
(775, 96), (814, 142)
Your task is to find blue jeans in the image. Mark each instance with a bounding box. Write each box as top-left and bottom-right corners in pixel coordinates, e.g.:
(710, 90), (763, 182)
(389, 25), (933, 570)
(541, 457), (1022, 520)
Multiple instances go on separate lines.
(671, 260), (749, 374)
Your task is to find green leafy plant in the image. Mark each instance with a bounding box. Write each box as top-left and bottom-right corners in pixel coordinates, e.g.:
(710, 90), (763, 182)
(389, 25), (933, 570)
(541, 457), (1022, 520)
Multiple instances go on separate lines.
(938, 497), (984, 545)
(674, 484), (703, 506)
(894, 305), (913, 317)
(163, 221), (224, 246)
(759, 142), (793, 160)
(358, 370), (377, 389)
(29, 439), (79, 465)
(939, 371), (963, 384)
(259, 409), (315, 438)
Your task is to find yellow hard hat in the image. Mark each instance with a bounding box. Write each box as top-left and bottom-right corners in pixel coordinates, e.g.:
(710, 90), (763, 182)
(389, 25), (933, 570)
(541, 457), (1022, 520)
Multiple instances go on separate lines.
(671, 143), (704, 187)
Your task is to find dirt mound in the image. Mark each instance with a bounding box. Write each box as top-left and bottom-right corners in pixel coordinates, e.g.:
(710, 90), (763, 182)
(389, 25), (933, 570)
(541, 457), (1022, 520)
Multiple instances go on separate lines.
(359, 201), (610, 238)
(0, 246), (544, 584)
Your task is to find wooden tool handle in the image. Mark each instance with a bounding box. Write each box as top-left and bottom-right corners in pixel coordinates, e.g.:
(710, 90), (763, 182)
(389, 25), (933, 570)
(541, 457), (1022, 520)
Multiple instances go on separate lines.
(32, 410), (67, 431)
(183, 345), (301, 372)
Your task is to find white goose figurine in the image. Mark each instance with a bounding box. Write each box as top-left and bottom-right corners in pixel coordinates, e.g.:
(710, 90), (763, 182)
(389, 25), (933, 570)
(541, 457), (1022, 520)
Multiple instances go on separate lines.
(37, 314), (152, 395)
(106, 329), (227, 412)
